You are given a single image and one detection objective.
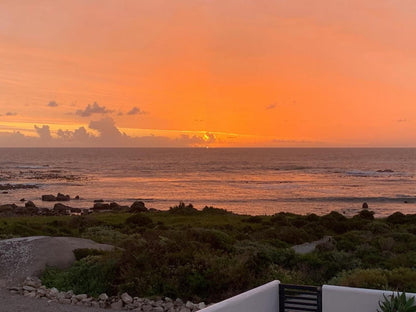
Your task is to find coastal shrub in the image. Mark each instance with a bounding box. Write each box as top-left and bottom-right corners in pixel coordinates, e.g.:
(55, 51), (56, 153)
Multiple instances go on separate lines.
(81, 226), (127, 245)
(125, 213), (153, 227)
(355, 209), (375, 220)
(387, 268), (416, 292)
(186, 228), (233, 251)
(276, 226), (309, 244)
(244, 216), (263, 224)
(270, 213), (289, 226)
(73, 248), (107, 261)
(329, 268), (388, 290)
(202, 206), (232, 215)
(41, 255), (118, 297)
(168, 202), (199, 215)
(387, 212), (407, 224)
(68, 216), (102, 232)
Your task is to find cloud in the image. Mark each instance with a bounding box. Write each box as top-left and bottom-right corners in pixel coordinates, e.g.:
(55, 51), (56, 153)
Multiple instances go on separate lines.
(48, 101), (58, 107)
(34, 125), (52, 140)
(127, 106), (147, 115)
(89, 117), (123, 139)
(76, 102), (112, 117)
(266, 104), (276, 110)
(397, 119), (407, 123)
(0, 118), (217, 147)
(5, 112), (17, 116)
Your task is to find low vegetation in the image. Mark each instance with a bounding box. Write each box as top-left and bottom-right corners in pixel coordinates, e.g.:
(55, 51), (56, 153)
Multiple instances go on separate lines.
(2, 203), (416, 302)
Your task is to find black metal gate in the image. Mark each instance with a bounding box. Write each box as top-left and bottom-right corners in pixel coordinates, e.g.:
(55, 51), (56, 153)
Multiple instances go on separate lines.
(279, 284), (322, 312)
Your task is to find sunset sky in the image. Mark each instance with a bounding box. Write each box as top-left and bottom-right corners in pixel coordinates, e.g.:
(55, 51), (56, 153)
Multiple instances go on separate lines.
(0, 0), (415, 147)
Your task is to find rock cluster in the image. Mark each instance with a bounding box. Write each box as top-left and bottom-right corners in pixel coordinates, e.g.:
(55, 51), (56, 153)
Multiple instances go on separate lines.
(0, 198), (149, 217)
(9, 277), (207, 311)
(42, 193), (71, 201)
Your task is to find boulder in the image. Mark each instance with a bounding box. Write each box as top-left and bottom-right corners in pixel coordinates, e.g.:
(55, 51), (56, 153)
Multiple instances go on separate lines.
(42, 194), (56, 201)
(121, 292), (133, 304)
(129, 201), (148, 213)
(15, 206), (39, 215)
(0, 204), (17, 216)
(56, 193), (70, 201)
(362, 202), (369, 209)
(92, 202), (110, 210)
(109, 202), (121, 210)
(25, 201), (36, 208)
(53, 203), (71, 215)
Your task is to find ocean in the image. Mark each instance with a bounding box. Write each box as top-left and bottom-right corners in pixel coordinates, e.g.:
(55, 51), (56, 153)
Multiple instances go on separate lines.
(0, 148), (415, 217)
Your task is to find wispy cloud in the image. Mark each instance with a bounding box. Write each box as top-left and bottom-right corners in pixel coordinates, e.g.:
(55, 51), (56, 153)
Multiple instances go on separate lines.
(127, 106), (147, 115)
(76, 102), (112, 117)
(48, 101), (58, 107)
(266, 103), (276, 110)
(5, 112), (17, 116)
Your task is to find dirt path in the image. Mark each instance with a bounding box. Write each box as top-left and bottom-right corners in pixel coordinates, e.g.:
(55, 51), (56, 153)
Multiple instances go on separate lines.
(291, 236), (334, 254)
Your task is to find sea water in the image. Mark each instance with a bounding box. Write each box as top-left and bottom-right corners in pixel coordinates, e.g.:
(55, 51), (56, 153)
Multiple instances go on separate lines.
(0, 148), (415, 217)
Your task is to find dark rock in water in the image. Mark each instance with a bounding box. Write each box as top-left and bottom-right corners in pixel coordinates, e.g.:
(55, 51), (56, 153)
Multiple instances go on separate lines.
(74, 195), (80, 200)
(362, 202), (369, 209)
(92, 202), (110, 210)
(25, 201), (36, 208)
(94, 199), (104, 203)
(109, 202), (121, 210)
(20, 198), (26, 202)
(53, 203), (71, 215)
(2, 191), (8, 194)
(56, 193), (70, 201)
(42, 194), (57, 201)
(129, 201), (147, 213)
(376, 169), (394, 173)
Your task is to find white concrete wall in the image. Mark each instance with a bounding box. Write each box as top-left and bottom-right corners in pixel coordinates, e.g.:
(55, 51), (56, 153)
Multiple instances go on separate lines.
(323, 285), (416, 312)
(199, 280), (280, 312)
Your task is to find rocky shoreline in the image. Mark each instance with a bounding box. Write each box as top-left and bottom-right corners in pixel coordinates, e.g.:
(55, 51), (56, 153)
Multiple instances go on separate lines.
(0, 192), (150, 217)
(10, 277), (206, 312)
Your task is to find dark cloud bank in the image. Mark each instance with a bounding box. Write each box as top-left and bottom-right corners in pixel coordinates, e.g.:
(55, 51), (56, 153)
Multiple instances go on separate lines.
(0, 117), (215, 147)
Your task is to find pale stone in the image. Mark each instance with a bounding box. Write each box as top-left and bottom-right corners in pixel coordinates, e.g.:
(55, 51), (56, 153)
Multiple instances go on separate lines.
(111, 300), (123, 310)
(23, 286), (36, 292)
(98, 293), (109, 301)
(121, 292), (133, 304)
(198, 302), (206, 309)
(75, 293), (88, 300)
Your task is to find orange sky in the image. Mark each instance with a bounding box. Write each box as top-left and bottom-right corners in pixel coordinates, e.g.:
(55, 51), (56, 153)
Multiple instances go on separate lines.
(0, 0), (415, 147)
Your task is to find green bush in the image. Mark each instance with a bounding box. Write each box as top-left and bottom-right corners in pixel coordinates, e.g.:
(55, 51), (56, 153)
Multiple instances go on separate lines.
(169, 202), (199, 215)
(378, 292), (416, 312)
(125, 213), (153, 227)
(329, 268), (388, 290)
(41, 255), (118, 297)
(73, 248), (107, 261)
